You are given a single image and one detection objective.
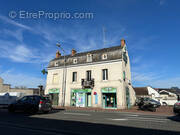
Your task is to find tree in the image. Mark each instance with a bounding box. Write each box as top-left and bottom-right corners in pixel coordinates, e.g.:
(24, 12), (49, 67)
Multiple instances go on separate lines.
(41, 69), (48, 75)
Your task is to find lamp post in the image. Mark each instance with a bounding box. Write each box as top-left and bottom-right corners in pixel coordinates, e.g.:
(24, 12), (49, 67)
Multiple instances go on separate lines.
(56, 43), (66, 107)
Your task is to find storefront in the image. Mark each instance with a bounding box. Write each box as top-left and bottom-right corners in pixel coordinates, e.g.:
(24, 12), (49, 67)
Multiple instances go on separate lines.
(102, 88), (117, 108)
(71, 89), (92, 107)
(49, 88), (59, 106)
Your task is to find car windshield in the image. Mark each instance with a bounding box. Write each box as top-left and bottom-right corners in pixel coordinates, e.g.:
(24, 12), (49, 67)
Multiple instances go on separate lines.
(19, 96), (28, 102)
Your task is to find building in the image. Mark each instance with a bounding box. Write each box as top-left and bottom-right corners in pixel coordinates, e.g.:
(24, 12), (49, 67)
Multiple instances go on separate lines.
(134, 86), (178, 105)
(0, 77), (43, 95)
(45, 39), (136, 109)
(134, 86), (160, 99)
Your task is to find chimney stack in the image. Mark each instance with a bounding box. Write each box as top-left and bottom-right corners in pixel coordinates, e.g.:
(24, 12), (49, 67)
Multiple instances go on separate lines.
(121, 38), (126, 47)
(56, 50), (61, 58)
(71, 49), (76, 56)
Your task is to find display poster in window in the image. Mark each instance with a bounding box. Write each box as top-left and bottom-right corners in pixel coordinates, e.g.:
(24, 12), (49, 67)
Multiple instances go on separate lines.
(76, 93), (85, 107)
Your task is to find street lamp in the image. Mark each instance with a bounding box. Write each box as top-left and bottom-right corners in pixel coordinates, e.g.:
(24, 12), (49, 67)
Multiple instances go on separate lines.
(56, 43), (66, 107)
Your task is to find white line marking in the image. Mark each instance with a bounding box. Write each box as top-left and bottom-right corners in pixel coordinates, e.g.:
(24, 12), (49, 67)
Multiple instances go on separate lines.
(111, 118), (128, 121)
(64, 112), (91, 116)
(127, 117), (168, 121)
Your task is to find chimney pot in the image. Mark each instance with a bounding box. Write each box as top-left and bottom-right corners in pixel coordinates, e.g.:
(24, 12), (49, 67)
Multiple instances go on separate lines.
(71, 49), (76, 56)
(56, 50), (61, 58)
(121, 38), (126, 47)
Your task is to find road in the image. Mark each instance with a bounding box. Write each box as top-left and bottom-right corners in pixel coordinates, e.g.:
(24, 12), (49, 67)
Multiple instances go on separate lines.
(0, 109), (180, 135)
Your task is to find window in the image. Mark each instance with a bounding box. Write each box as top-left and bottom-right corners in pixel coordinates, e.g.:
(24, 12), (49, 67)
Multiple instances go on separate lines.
(73, 59), (77, 64)
(54, 61), (58, 66)
(52, 73), (59, 84)
(87, 53), (92, 62)
(72, 72), (77, 82)
(123, 71), (126, 81)
(102, 69), (108, 80)
(102, 53), (107, 60)
(86, 70), (91, 81)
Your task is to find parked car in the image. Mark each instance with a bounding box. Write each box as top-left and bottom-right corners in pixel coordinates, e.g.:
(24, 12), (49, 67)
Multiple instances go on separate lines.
(8, 95), (52, 114)
(173, 101), (180, 115)
(138, 97), (161, 112)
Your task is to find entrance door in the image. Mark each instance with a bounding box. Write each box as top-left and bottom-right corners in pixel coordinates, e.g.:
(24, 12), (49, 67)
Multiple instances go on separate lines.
(126, 87), (131, 108)
(86, 93), (91, 107)
(103, 93), (117, 108)
(50, 93), (59, 105)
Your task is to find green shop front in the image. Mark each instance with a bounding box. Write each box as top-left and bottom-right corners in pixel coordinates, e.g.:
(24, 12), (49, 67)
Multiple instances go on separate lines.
(102, 88), (117, 108)
(71, 89), (92, 107)
(49, 88), (59, 106)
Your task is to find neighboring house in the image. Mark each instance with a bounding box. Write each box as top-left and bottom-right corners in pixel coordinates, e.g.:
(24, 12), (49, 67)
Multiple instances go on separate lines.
(134, 86), (160, 99)
(45, 39), (136, 109)
(0, 77), (43, 95)
(158, 90), (178, 105)
(134, 86), (178, 105)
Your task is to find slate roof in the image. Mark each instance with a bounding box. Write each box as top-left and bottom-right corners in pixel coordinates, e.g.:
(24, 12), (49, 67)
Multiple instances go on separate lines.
(48, 45), (123, 68)
(51, 45), (123, 61)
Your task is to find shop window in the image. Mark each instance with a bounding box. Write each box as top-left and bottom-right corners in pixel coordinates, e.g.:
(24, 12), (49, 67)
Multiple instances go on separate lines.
(86, 70), (91, 81)
(102, 69), (108, 80)
(73, 58), (77, 64)
(87, 53), (92, 62)
(72, 72), (77, 82)
(52, 73), (59, 84)
(102, 53), (107, 60)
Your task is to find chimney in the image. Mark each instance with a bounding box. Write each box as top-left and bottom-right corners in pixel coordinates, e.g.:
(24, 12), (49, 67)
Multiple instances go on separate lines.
(56, 50), (61, 58)
(71, 49), (76, 56)
(121, 38), (126, 47)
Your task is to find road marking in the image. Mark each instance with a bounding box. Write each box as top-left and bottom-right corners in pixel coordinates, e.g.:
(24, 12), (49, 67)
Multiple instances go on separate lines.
(124, 114), (139, 117)
(64, 112), (91, 116)
(110, 118), (128, 121)
(127, 117), (168, 121)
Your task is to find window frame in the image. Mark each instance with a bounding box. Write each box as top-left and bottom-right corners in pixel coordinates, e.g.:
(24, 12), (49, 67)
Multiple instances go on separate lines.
(87, 53), (92, 62)
(102, 69), (108, 81)
(72, 72), (77, 82)
(86, 70), (92, 81)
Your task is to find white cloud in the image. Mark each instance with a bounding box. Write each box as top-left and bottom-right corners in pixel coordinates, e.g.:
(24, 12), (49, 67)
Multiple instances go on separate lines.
(0, 15), (32, 31)
(0, 29), (24, 42)
(160, 0), (166, 5)
(0, 69), (45, 88)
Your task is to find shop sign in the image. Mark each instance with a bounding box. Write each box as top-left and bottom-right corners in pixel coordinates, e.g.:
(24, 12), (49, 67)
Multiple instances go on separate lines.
(72, 89), (91, 93)
(49, 88), (60, 93)
(101, 88), (116, 93)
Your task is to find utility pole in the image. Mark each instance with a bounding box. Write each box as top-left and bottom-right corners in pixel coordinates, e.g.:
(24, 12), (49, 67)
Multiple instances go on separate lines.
(56, 43), (66, 107)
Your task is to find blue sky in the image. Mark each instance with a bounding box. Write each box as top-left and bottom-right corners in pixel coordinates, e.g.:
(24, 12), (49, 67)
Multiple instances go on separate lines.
(0, 0), (180, 88)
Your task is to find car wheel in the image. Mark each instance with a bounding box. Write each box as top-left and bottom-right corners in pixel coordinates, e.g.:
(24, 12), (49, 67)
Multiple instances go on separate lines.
(43, 111), (49, 114)
(163, 102), (167, 106)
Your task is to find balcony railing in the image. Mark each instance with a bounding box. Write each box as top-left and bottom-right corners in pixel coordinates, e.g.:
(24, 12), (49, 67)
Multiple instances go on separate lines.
(81, 78), (94, 89)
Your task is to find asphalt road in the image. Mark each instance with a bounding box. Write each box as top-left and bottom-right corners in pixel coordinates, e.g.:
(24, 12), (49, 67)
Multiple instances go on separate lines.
(0, 109), (180, 135)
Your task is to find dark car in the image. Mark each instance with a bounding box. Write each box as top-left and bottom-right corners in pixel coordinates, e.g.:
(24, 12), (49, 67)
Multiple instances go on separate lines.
(173, 101), (180, 115)
(138, 97), (161, 112)
(8, 95), (52, 114)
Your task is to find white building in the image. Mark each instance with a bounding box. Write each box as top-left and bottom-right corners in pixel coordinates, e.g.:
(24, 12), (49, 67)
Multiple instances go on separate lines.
(45, 39), (136, 109)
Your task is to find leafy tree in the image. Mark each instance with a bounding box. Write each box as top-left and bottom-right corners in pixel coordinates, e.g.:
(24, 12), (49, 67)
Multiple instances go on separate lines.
(41, 69), (48, 75)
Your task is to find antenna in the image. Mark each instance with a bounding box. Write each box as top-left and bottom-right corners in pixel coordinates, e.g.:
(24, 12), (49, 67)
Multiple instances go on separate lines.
(102, 27), (106, 46)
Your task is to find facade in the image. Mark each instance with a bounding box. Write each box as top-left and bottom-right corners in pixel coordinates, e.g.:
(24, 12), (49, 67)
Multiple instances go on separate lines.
(45, 39), (136, 109)
(0, 77), (43, 95)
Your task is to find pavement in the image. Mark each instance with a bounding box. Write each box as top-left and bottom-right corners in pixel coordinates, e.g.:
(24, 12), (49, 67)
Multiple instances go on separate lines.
(0, 108), (180, 135)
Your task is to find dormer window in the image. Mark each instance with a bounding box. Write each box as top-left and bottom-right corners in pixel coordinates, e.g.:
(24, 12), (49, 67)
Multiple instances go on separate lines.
(87, 53), (92, 62)
(54, 61), (58, 66)
(102, 53), (107, 60)
(73, 58), (77, 64)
